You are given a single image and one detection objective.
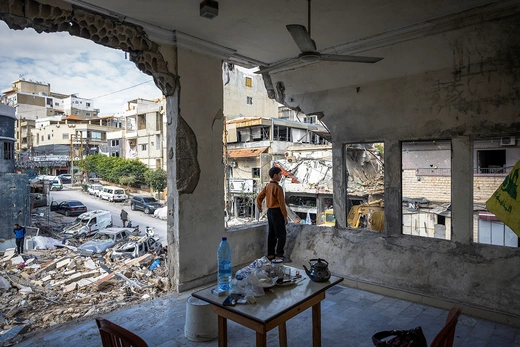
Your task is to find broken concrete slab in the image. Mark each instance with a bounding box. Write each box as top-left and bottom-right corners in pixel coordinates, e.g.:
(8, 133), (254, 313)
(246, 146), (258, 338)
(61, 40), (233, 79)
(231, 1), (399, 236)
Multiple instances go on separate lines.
(0, 276), (10, 289)
(63, 282), (77, 293)
(56, 258), (71, 269)
(0, 324), (30, 343)
(10, 255), (25, 265)
(83, 258), (96, 270)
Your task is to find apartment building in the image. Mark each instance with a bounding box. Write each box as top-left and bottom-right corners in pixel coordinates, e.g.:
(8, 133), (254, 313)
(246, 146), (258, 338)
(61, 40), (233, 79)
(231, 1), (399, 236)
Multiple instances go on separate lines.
(106, 98), (166, 170)
(1, 78), (99, 162)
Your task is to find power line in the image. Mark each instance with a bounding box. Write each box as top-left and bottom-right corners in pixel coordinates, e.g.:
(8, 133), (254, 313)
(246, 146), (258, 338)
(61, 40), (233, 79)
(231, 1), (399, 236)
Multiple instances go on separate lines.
(91, 80), (154, 99)
(3, 79), (156, 115)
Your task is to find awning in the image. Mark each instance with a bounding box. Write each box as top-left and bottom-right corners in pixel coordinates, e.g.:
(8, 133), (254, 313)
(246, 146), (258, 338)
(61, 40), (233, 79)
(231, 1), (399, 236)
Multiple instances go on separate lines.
(228, 147), (268, 158)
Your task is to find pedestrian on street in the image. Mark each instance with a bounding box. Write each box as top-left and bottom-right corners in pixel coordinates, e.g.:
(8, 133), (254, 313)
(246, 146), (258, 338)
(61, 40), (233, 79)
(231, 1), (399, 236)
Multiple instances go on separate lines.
(13, 224), (26, 255)
(256, 166), (288, 261)
(120, 209), (128, 227)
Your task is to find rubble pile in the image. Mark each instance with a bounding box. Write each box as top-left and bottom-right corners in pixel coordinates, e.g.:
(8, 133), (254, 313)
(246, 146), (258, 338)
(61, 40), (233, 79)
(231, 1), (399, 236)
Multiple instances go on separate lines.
(0, 245), (169, 344)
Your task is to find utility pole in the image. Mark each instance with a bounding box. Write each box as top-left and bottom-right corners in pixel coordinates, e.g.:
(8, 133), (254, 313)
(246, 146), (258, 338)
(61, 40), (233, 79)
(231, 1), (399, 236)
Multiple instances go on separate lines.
(70, 134), (74, 184)
(70, 131), (82, 185)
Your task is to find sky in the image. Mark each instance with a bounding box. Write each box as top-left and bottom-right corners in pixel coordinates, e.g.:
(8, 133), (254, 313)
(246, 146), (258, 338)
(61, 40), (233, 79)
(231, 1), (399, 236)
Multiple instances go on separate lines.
(0, 21), (162, 115)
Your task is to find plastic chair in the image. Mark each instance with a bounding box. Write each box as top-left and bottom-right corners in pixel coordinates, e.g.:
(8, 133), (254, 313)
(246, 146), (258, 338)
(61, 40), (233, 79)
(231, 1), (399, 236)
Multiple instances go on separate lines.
(430, 307), (462, 347)
(96, 318), (148, 347)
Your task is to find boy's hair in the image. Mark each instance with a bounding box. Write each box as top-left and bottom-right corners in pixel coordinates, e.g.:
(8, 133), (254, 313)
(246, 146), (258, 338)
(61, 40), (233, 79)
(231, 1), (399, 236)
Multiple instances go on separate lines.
(269, 166), (282, 178)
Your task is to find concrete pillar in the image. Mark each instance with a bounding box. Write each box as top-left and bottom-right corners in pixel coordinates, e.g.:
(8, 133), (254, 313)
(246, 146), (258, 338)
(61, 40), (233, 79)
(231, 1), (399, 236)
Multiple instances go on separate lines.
(167, 48), (225, 291)
(332, 142), (346, 228)
(451, 136), (473, 244)
(384, 139), (402, 236)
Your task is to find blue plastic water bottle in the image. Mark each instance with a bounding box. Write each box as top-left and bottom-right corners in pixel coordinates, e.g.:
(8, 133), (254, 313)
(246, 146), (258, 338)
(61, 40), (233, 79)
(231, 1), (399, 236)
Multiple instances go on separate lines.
(217, 237), (232, 290)
(150, 259), (160, 271)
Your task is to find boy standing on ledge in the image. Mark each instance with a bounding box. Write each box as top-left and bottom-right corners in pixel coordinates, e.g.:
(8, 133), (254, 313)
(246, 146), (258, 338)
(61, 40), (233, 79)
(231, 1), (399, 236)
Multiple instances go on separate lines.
(256, 166), (288, 261)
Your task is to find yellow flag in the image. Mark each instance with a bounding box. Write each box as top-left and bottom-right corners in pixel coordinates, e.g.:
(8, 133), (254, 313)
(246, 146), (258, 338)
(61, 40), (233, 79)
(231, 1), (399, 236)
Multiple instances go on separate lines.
(486, 159), (520, 236)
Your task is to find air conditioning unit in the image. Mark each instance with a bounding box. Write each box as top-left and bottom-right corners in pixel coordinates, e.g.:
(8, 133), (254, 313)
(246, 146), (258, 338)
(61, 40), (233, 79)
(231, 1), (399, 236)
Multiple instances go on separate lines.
(229, 161), (238, 168)
(500, 136), (515, 146)
(287, 156), (296, 163)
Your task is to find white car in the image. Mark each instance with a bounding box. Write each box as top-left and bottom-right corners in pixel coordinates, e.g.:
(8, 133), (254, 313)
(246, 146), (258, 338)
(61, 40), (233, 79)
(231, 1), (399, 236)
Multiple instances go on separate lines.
(88, 184), (104, 196)
(62, 210), (113, 238)
(99, 186), (127, 202)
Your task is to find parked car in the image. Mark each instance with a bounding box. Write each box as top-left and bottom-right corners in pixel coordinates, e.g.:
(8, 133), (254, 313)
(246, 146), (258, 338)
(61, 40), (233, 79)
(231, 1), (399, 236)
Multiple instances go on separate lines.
(58, 174), (72, 184)
(110, 235), (162, 260)
(130, 195), (163, 214)
(78, 227), (138, 255)
(62, 210), (113, 238)
(50, 200), (87, 216)
(99, 186), (127, 202)
(30, 193), (47, 208)
(88, 183), (104, 196)
(50, 178), (63, 191)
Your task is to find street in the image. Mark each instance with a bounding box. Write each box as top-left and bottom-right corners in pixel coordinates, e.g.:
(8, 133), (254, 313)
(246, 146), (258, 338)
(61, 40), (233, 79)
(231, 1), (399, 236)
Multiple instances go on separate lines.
(47, 187), (168, 244)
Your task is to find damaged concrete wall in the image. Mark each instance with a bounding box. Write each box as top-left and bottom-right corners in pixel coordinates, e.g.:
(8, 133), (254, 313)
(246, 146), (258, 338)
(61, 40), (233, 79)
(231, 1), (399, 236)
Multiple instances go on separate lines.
(0, 174), (30, 240)
(287, 224), (520, 326)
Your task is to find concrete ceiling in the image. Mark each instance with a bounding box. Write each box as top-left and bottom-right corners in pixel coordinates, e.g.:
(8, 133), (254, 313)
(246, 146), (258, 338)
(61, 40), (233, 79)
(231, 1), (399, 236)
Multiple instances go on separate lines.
(65, 0), (498, 68)
(63, 0), (519, 109)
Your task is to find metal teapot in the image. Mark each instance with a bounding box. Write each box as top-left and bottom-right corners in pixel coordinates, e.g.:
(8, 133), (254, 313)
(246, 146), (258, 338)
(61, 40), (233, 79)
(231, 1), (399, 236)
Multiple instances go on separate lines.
(303, 258), (331, 282)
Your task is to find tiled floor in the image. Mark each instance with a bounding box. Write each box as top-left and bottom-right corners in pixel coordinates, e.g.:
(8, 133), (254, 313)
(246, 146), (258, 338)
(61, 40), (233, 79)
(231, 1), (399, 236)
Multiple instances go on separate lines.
(16, 283), (520, 347)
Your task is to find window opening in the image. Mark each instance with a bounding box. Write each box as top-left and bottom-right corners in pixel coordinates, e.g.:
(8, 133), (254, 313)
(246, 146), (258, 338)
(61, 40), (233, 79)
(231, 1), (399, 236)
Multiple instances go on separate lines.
(4, 143), (14, 160)
(344, 143), (385, 231)
(402, 140), (451, 239)
(473, 135), (519, 247)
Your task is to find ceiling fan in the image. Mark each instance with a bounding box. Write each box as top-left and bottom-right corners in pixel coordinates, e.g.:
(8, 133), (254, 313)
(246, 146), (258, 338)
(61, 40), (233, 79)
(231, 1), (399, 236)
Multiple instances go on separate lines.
(256, 0), (383, 74)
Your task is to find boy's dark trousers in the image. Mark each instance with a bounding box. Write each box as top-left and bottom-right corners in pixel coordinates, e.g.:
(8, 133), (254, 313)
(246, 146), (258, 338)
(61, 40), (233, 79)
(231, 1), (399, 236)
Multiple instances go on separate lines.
(15, 238), (24, 254)
(267, 208), (287, 257)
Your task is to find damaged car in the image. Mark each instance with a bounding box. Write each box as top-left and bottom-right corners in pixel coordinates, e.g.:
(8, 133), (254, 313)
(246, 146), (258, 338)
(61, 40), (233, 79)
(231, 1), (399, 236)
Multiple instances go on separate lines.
(110, 235), (162, 260)
(62, 210), (113, 238)
(78, 227), (139, 255)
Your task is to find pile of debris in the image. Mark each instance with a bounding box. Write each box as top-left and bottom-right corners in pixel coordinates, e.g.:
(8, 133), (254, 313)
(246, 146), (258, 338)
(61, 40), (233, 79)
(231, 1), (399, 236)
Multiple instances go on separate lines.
(0, 243), (168, 344)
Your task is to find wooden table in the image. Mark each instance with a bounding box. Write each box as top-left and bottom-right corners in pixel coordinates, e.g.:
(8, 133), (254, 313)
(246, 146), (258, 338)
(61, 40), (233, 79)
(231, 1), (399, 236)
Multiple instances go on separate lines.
(192, 268), (343, 347)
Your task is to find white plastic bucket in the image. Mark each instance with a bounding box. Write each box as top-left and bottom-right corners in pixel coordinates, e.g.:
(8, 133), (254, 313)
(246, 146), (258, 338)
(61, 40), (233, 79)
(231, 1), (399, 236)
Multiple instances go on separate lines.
(184, 296), (217, 341)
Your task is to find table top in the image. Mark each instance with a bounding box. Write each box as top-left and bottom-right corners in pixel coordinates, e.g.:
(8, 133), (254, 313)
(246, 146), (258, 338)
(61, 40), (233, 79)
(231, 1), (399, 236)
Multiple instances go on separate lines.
(192, 267), (343, 324)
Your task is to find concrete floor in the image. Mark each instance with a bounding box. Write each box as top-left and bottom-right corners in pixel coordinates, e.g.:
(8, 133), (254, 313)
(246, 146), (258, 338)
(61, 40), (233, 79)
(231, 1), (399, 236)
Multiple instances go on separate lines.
(15, 282), (520, 347)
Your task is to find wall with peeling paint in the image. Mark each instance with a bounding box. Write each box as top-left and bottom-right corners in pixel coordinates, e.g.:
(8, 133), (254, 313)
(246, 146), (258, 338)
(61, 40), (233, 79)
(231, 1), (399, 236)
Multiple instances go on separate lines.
(264, 13), (520, 326)
(286, 224), (520, 326)
(172, 48), (226, 290)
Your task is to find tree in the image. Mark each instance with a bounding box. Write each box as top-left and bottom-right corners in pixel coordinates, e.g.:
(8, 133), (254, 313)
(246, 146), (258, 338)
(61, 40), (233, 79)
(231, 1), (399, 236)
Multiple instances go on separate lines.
(119, 175), (137, 189)
(144, 168), (167, 198)
(77, 154), (149, 187)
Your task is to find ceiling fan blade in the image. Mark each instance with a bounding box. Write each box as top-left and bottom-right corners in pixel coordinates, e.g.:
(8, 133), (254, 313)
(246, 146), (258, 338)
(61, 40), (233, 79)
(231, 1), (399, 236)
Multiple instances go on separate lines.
(320, 54), (383, 63)
(286, 24), (316, 52)
(255, 58), (305, 74)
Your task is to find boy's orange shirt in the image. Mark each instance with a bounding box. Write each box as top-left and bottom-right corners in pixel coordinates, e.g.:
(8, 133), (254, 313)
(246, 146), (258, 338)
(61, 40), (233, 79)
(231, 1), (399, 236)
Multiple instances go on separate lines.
(256, 181), (288, 217)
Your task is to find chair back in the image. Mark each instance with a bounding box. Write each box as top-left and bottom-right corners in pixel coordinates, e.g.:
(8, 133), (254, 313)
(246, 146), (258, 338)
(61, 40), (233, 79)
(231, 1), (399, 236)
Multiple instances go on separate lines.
(96, 318), (148, 347)
(430, 307), (462, 347)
